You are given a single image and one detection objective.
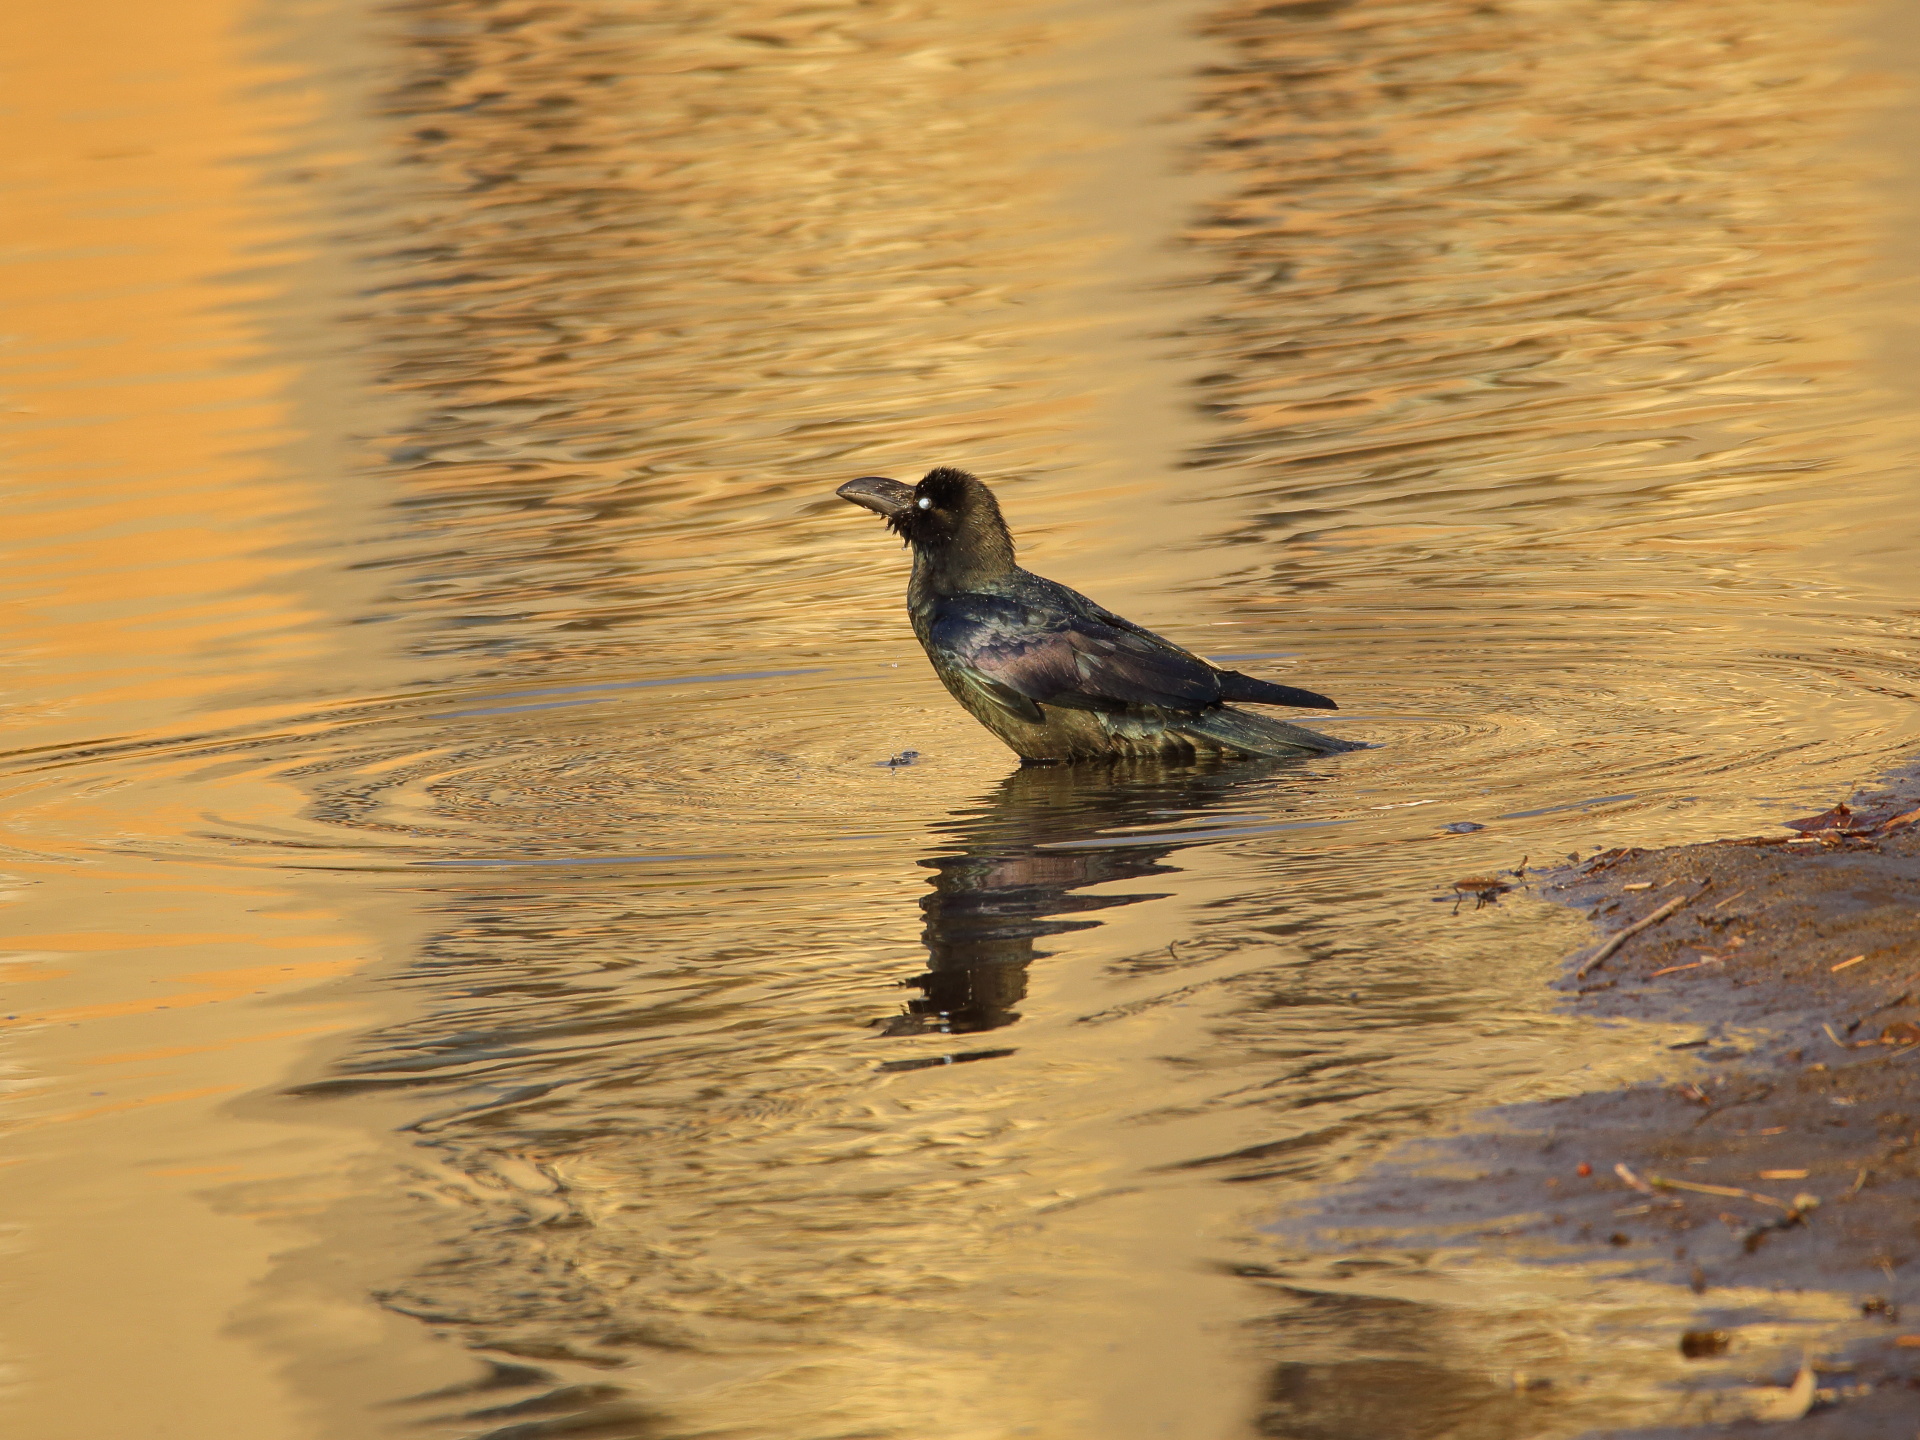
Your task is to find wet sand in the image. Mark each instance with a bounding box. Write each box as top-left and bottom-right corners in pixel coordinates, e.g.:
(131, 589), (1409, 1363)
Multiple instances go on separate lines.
(1279, 774), (1920, 1433)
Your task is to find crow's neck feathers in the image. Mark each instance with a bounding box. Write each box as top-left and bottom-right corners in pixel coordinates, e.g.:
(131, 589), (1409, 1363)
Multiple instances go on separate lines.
(903, 468), (1018, 597)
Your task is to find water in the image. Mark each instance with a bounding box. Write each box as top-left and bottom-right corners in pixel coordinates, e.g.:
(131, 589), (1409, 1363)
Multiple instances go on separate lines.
(4, 0), (1920, 1436)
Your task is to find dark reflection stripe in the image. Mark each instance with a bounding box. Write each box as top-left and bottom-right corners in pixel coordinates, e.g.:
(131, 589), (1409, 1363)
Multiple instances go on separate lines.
(452, 668), (827, 703)
(1496, 793), (1636, 819)
(1040, 817), (1351, 850)
(413, 853), (718, 869)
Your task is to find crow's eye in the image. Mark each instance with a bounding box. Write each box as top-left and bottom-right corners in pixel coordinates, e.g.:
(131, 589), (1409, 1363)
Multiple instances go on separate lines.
(916, 496), (932, 510)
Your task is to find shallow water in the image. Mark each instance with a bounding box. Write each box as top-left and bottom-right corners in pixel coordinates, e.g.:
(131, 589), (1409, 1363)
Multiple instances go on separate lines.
(4, 0), (1920, 1435)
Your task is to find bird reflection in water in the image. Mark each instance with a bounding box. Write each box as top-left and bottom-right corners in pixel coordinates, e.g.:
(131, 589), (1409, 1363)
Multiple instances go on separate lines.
(875, 756), (1314, 1063)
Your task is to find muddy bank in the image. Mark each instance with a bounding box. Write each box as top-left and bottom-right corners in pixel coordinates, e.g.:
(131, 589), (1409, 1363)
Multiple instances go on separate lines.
(1275, 774), (1920, 1435)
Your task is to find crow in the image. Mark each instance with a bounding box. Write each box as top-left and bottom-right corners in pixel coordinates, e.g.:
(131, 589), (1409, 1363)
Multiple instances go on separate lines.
(836, 467), (1357, 763)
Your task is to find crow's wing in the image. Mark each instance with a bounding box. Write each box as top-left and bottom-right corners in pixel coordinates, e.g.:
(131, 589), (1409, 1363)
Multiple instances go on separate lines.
(929, 594), (1222, 718)
(1048, 584), (1336, 709)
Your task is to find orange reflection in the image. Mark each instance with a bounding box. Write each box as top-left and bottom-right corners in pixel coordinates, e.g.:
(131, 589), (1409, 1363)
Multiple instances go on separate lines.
(0, 0), (328, 751)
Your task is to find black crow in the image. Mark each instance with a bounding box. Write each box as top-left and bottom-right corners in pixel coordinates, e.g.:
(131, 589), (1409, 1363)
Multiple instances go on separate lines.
(836, 467), (1357, 763)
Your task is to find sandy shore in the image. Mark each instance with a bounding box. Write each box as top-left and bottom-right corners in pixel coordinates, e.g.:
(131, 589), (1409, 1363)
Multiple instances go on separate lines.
(1284, 771), (1920, 1431)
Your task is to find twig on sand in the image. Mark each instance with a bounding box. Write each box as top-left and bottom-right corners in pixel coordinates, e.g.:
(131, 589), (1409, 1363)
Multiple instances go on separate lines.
(1650, 955), (1724, 978)
(1614, 1161), (1655, 1194)
(1575, 882), (1710, 980)
(1647, 1173), (1795, 1212)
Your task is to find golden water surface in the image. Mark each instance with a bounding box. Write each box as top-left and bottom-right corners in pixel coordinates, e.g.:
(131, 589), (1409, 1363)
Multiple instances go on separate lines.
(4, 0), (1920, 1436)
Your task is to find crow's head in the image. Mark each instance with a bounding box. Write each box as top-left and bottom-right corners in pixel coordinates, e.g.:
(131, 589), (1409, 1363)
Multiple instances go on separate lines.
(837, 467), (1015, 575)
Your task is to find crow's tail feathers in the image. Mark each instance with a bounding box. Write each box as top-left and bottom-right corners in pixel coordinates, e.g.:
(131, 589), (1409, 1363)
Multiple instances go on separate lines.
(1216, 670), (1338, 710)
(1175, 705), (1362, 759)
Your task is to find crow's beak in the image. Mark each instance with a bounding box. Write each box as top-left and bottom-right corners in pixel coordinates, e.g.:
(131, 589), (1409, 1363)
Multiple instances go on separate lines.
(836, 475), (916, 519)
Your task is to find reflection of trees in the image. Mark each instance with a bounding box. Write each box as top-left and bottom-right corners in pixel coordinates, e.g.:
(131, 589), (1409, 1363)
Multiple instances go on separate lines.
(880, 758), (1305, 1038)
